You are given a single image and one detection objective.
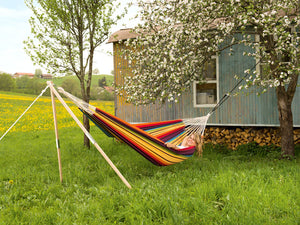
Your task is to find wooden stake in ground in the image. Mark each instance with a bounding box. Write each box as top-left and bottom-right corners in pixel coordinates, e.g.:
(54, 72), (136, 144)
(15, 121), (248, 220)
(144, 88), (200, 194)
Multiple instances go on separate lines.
(47, 82), (132, 189)
(48, 81), (63, 183)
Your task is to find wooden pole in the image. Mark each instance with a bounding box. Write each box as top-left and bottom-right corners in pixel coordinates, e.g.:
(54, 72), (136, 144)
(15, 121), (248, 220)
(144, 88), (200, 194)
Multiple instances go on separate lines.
(48, 81), (63, 183)
(48, 82), (132, 189)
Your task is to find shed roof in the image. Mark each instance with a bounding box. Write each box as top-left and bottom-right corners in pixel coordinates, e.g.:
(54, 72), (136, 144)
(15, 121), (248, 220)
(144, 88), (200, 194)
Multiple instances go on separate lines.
(13, 72), (35, 78)
(107, 8), (298, 44)
(107, 20), (225, 44)
(107, 28), (138, 43)
(14, 72), (34, 76)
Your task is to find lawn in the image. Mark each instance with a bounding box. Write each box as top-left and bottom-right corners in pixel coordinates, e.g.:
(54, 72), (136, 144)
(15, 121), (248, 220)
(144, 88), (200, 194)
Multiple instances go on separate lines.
(0, 92), (299, 224)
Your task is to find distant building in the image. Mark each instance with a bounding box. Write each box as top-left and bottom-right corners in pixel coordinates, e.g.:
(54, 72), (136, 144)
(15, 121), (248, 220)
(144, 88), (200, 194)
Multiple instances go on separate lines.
(13, 72), (34, 78)
(40, 74), (53, 79)
(104, 86), (114, 93)
(12, 72), (53, 79)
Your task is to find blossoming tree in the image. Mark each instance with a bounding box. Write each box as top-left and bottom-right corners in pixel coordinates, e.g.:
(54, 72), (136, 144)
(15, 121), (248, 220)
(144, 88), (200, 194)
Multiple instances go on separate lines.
(118, 0), (299, 157)
(24, 0), (123, 148)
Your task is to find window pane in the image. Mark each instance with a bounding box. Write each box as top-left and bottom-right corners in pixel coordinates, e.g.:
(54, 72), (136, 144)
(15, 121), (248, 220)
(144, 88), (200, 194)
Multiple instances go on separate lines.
(203, 58), (216, 80)
(196, 83), (217, 104)
(260, 63), (271, 79)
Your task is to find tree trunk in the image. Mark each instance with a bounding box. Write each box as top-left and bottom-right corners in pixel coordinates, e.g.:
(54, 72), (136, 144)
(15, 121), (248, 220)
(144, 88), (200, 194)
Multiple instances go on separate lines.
(276, 86), (295, 157)
(79, 78), (91, 149)
(82, 92), (91, 149)
(83, 114), (91, 149)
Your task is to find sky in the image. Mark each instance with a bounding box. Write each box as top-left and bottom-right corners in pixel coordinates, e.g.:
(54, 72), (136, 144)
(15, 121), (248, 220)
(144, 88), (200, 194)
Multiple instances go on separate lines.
(0, 0), (139, 75)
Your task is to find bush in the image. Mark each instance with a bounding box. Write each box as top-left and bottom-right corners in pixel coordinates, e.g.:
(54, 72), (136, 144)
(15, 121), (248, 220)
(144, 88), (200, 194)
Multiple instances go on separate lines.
(16, 76), (30, 90)
(98, 90), (114, 101)
(61, 78), (81, 97)
(203, 142), (283, 159)
(295, 144), (300, 157)
(90, 86), (114, 101)
(26, 78), (47, 95)
(15, 77), (47, 95)
(0, 73), (15, 91)
(234, 142), (281, 158)
(204, 143), (231, 155)
(98, 77), (107, 87)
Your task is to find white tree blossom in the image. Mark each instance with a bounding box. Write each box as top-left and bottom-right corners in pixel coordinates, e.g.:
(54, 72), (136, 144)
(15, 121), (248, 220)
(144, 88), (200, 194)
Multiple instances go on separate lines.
(117, 0), (299, 106)
(117, 0), (299, 156)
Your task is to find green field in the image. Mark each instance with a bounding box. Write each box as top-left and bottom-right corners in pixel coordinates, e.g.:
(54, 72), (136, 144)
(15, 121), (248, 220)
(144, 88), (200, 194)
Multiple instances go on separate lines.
(0, 92), (299, 224)
(52, 74), (114, 87)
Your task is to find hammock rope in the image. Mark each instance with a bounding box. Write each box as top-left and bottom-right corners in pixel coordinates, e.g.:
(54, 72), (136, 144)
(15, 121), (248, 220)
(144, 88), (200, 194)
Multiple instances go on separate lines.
(209, 59), (262, 115)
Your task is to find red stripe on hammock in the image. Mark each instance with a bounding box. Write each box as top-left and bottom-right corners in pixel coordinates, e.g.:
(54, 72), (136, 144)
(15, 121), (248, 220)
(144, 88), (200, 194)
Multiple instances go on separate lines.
(91, 111), (189, 166)
(134, 119), (183, 130)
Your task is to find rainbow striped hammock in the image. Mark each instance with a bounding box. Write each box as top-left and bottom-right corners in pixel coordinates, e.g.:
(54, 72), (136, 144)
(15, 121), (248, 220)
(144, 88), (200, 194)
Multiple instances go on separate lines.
(59, 88), (210, 166)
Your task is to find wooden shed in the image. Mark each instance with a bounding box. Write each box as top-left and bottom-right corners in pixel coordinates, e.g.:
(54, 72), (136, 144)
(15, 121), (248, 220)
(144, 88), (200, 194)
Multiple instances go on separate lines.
(108, 29), (300, 128)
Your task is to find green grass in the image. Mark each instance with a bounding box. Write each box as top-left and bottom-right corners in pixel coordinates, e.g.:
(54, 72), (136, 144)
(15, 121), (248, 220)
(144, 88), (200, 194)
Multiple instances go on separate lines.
(0, 92), (299, 224)
(1, 126), (299, 224)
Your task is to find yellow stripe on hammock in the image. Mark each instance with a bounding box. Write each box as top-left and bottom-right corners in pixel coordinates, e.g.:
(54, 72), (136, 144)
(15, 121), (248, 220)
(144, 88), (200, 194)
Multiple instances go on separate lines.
(93, 110), (187, 165)
(146, 123), (185, 136)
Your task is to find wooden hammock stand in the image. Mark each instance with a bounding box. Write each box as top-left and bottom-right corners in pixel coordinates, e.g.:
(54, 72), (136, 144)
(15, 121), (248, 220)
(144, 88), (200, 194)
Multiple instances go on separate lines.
(47, 81), (132, 189)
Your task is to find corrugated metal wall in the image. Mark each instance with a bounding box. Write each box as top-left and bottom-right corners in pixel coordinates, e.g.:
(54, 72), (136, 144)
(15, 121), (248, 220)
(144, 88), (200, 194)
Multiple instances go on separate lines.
(113, 38), (300, 127)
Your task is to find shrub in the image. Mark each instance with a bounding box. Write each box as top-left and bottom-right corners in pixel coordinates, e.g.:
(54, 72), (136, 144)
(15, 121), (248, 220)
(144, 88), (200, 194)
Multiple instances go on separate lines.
(25, 78), (47, 95)
(203, 142), (283, 159)
(235, 142), (281, 158)
(61, 78), (81, 97)
(0, 73), (15, 91)
(98, 89), (114, 101)
(15, 77), (47, 95)
(90, 87), (114, 101)
(98, 77), (107, 87)
(204, 143), (231, 155)
(16, 76), (30, 90)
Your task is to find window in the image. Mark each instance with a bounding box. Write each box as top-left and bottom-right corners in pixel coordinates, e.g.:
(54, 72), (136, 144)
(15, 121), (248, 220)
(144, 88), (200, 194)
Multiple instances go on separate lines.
(193, 56), (218, 107)
(255, 34), (272, 79)
(256, 26), (297, 79)
(259, 61), (271, 79)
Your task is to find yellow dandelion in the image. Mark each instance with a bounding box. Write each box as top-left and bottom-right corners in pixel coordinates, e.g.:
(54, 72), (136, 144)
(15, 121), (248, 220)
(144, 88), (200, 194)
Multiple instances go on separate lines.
(8, 180), (14, 185)
(0, 93), (114, 133)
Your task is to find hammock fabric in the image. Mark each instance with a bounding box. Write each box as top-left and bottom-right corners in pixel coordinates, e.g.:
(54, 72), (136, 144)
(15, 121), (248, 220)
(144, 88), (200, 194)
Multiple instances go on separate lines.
(59, 88), (209, 166)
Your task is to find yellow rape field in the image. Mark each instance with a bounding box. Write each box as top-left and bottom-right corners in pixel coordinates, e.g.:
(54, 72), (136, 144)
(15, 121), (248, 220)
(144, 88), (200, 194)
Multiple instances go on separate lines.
(0, 92), (114, 134)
